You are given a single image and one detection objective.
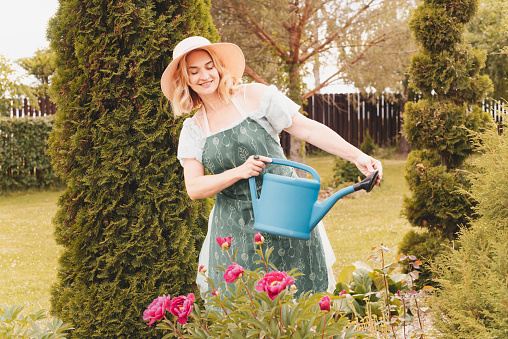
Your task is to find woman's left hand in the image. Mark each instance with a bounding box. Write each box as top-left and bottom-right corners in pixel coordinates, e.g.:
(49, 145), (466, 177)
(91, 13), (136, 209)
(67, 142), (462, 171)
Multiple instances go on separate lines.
(354, 153), (383, 185)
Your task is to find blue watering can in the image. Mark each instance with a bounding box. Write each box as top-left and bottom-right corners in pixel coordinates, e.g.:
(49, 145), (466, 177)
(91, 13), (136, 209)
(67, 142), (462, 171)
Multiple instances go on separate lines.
(248, 158), (379, 240)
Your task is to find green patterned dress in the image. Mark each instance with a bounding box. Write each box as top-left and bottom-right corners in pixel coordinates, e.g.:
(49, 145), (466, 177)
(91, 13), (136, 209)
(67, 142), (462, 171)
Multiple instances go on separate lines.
(177, 85), (336, 295)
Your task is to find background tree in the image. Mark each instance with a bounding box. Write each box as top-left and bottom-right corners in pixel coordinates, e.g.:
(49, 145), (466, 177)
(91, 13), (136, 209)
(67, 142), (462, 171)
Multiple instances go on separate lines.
(0, 54), (37, 116)
(399, 0), (493, 287)
(466, 0), (508, 100)
(431, 128), (508, 338)
(47, 0), (215, 337)
(211, 0), (413, 172)
(17, 48), (56, 97)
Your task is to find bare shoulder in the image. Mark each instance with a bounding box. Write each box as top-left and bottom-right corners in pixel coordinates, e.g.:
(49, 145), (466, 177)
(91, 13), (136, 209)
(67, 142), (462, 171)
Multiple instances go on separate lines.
(241, 83), (269, 110)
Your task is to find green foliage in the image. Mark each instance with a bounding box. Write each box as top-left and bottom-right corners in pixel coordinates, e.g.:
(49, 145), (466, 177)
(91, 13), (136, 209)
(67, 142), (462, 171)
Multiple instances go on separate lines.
(408, 45), (492, 103)
(410, 4), (465, 53)
(333, 261), (411, 321)
(402, 150), (477, 236)
(403, 100), (491, 167)
(47, 0), (216, 337)
(331, 157), (364, 186)
(466, 0), (508, 100)
(150, 241), (370, 338)
(0, 117), (60, 194)
(17, 48), (56, 97)
(332, 245), (433, 338)
(403, 0), (494, 270)
(0, 305), (73, 339)
(0, 55), (37, 116)
(431, 129), (508, 338)
(359, 131), (377, 156)
(397, 229), (449, 288)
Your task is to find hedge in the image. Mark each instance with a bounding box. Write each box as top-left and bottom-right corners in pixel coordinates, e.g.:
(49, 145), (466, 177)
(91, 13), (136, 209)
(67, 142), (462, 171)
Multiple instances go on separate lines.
(0, 116), (59, 194)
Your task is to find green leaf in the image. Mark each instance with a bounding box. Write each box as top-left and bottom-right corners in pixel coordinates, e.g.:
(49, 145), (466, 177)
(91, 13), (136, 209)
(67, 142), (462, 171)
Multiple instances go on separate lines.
(337, 265), (356, 284)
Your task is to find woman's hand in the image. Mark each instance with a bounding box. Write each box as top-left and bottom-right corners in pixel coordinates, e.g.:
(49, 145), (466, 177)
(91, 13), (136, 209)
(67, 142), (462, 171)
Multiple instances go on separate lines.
(354, 153), (383, 185)
(235, 155), (272, 179)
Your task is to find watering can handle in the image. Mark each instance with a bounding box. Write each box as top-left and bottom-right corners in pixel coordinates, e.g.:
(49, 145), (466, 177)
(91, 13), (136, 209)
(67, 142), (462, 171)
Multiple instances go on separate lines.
(269, 158), (321, 183)
(248, 158), (321, 217)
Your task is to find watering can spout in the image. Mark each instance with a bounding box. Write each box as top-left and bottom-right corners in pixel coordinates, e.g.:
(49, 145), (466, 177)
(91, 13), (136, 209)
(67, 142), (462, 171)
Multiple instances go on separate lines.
(309, 170), (379, 231)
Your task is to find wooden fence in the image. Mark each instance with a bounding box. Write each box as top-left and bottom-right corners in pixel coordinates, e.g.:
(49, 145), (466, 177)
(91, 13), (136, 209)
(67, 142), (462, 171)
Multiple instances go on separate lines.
(483, 99), (505, 135)
(9, 97), (57, 118)
(280, 93), (403, 153)
(7, 95), (505, 146)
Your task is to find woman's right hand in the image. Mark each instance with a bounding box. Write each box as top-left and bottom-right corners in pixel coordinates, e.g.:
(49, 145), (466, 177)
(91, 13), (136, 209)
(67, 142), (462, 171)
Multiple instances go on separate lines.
(236, 155), (272, 179)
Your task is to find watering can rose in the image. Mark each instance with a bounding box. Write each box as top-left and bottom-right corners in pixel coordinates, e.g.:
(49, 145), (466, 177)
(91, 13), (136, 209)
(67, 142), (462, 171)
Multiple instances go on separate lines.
(255, 271), (295, 300)
(223, 263), (244, 283)
(143, 295), (171, 327)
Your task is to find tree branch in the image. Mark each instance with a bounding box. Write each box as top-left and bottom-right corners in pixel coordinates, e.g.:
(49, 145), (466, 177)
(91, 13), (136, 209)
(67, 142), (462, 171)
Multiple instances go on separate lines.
(224, 0), (287, 58)
(299, 0), (377, 64)
(302, 33), (387, 100)
(244, 65), (268, 85)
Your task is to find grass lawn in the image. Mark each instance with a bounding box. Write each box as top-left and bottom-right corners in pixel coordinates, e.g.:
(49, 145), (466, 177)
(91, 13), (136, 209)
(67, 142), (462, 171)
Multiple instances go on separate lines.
(0, 190), (64, 314)
(306, 154), (412, 276)
(0, 153), (410, 314)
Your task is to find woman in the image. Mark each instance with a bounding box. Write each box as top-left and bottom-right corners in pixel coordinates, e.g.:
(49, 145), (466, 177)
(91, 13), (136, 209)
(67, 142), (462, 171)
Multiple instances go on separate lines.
(161, 36), (383, 295)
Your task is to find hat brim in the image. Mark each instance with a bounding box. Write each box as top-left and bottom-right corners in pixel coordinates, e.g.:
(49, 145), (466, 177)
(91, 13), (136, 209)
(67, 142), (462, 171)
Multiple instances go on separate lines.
(161, 43), (245, 101)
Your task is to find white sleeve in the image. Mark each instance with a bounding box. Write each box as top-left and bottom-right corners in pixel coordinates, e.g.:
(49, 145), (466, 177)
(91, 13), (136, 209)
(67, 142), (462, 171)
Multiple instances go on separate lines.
(177, 118), (205, 167)
(258, 85), (301, 133)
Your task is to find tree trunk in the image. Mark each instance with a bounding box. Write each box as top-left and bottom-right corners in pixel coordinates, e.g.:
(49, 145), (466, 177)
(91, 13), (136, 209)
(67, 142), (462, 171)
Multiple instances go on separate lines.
(287, 61), (307, 177)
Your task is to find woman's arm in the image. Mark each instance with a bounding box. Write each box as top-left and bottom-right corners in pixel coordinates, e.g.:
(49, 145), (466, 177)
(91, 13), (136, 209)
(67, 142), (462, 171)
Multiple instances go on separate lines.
(284, 113), (383, 181)
(183, 155), (272, 200)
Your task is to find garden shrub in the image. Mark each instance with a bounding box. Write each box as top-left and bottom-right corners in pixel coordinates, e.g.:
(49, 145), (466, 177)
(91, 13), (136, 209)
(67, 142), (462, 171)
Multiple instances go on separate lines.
(0, 304), (72, 338)
(397, 229), (449, 289)
(47, 0), (216, 337)
(359, 131), (377, 156)
(331, 157), (364, 186)
(431, 129), (508, 338)
(400, 0), (493, 287)
(0, 116), (60, 194)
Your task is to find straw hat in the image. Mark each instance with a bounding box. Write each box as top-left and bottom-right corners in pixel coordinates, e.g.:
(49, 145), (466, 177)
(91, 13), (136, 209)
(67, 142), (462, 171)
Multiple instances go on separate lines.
(160, 36), (245, 101)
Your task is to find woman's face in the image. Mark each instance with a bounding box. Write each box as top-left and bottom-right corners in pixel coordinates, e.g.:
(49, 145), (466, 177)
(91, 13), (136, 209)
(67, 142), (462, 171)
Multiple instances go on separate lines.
(185, 50), (219, 97)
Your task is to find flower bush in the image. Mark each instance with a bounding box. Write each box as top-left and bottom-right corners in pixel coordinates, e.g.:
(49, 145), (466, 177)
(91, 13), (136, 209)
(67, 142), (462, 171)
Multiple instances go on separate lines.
(0, 305), (73, 339)
(144, 232), (370, 338)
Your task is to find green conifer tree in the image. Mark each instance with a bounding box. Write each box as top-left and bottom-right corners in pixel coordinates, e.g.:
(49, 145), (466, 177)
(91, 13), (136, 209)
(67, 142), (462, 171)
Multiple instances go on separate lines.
(399, 0), (493, 284)
(47, 1), (217, 337)
(431, 128), (508, 338)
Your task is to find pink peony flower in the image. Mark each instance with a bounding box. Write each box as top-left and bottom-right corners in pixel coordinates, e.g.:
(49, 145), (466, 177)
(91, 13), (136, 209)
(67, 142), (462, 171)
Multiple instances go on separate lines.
(168, 293), (195, 325)
(254, 232), (265, 245)
(223, 263), (244, 283)
(143, 295), (171, 327)
(198, 265), (207, 274)
(255, 271), (295, 300)
(216, 236), (232, 250)
(319, 295), (331, 312)
(339, 289), (347, 296)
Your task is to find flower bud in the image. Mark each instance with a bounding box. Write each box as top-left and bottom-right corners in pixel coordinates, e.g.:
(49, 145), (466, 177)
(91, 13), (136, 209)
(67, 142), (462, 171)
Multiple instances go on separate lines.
(198, 265), (207, 274)
(254, 232), (265, 245)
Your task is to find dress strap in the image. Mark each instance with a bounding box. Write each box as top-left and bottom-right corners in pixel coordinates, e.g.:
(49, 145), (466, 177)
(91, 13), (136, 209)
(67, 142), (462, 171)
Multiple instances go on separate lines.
(200, 106), (212, 137)
(231, 97), (247, 118)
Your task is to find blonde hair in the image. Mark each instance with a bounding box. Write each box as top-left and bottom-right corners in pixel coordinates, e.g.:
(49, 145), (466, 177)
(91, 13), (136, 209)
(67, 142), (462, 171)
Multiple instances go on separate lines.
(170, 49), (240, 116)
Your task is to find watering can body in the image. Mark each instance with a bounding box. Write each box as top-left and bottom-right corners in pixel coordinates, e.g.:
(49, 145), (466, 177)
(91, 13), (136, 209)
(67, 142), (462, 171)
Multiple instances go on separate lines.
(249, 158), (378, 240)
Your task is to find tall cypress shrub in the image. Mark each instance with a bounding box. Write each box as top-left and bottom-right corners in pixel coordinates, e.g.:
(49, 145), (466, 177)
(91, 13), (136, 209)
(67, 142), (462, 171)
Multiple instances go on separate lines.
(431, 129), (508, 338)
(47, 1), (217, 337)
(399, 0), (493, 285)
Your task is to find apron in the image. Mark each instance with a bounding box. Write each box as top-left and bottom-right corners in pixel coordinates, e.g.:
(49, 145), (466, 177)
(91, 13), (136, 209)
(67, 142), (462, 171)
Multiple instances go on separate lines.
(199, 97), (330, 295)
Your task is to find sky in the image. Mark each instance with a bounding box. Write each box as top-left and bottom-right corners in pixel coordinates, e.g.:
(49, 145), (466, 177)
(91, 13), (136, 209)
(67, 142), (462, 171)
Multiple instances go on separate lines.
(0, 0), (59, 61)
(0, 0), (351, 92)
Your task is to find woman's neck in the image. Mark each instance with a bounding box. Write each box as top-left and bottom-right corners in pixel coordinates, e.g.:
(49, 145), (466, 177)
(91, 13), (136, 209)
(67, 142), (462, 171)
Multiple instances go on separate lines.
(200, 93), (231, 116)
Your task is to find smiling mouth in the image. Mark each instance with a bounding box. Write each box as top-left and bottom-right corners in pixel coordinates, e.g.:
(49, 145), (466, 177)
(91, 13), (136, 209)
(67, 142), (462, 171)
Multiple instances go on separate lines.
(200, 80), (213, 86)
